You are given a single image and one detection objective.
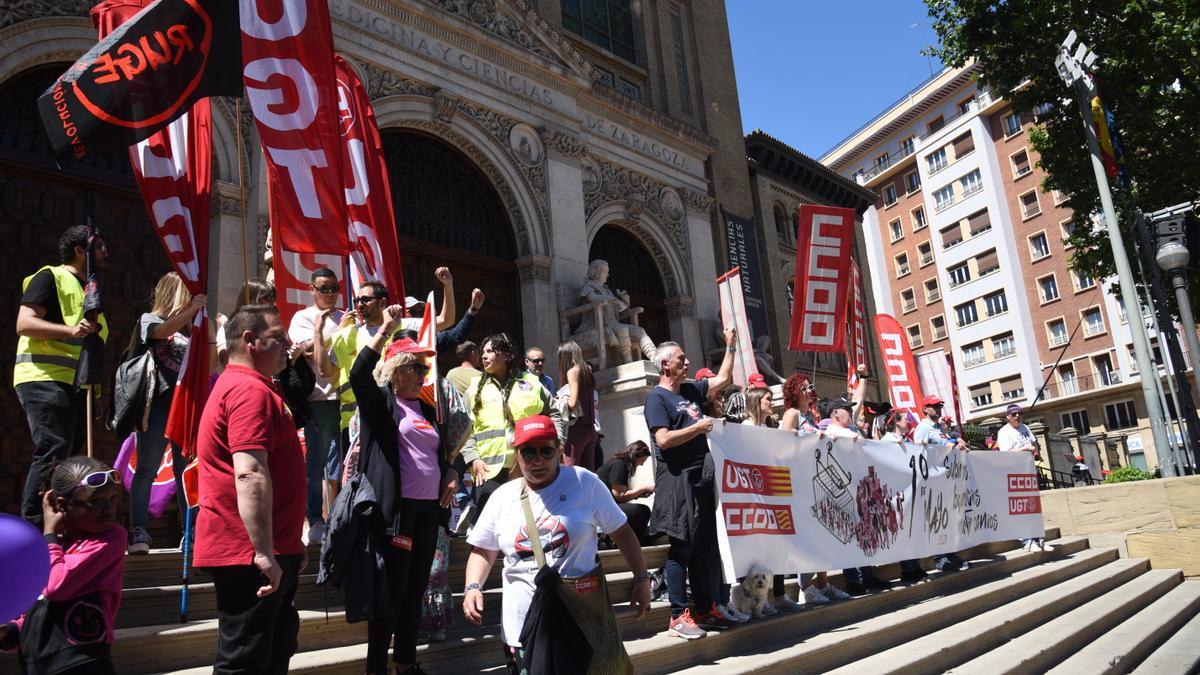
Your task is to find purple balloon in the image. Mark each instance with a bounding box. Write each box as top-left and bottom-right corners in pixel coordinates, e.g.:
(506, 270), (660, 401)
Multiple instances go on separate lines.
(0, 513), (51, 623)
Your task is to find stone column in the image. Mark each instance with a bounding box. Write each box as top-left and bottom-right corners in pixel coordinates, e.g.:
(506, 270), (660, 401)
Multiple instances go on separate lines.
(543, 130), (590, 289)
(1027, 420), (1052, 472)
(1105, 432), (1129, 469)
(210, 181), (259, 314)
(515, 255), (558, 355)
(665, 294), (700, 361)
(1081, 432), (1106, 477)
(1058, 427), (1081, 478)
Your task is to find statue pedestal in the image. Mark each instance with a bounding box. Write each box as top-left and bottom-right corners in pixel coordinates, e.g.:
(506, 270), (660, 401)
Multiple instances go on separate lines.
(596, 360), (658, 501)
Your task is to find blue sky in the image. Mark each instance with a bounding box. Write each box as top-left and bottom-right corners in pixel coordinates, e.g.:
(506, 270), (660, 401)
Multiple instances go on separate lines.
(727, 0), (944, 160)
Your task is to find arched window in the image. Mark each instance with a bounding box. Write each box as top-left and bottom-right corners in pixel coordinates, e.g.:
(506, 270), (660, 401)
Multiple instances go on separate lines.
(773, 203), (790, 244)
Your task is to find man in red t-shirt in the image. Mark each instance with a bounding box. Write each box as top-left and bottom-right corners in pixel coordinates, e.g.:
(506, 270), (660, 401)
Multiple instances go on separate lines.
(194, 303), (306, 674)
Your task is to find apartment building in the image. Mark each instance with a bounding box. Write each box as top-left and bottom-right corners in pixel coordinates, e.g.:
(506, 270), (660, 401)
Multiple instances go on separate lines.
(820, 64), (1195, 473)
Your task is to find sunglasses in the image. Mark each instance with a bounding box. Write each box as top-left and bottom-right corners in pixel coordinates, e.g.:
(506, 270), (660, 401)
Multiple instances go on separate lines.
(406, 363), (430, 376)
(355, 295), (383, 305)
(75, 469), (121, 491)
(314, 286), (340, 295)
(527, 358), (544, 364)
(1008, 412), (1021, 417)
(519, 445), (557, 461)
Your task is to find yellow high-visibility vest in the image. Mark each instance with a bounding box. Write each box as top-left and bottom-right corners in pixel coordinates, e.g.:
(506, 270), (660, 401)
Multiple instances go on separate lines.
(464, 372), (545, 480)
(13, 265), (108, 387)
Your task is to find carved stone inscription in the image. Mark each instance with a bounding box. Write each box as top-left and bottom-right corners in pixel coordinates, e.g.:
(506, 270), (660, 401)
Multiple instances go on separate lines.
(331, 0), (558, 109)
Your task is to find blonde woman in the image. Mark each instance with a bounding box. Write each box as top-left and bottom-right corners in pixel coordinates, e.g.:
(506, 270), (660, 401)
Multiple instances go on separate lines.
(556, 340), (599, 469)
(127, 271), (206, 554)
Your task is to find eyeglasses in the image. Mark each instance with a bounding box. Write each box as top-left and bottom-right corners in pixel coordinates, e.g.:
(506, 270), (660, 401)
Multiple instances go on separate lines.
(355, 295), (382, 305)
(75, 470), (121, 491)
(519, 445), (557, 461)
(526, 358), (544, 364)
(314, 286), (340, 295)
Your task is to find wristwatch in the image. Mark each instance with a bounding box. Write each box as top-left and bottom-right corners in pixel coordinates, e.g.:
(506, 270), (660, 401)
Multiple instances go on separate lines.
(465, 582), (483, 594)
(726, 345), (737, 353)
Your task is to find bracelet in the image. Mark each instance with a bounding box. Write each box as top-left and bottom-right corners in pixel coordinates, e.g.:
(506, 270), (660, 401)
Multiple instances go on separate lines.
(726, 346), (737, 353)
(633, 571), (653, 583)
(465, 582), (483, 594)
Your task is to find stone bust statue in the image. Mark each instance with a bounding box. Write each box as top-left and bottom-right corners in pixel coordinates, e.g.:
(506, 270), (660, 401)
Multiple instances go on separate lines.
(575, 259), (656, 365)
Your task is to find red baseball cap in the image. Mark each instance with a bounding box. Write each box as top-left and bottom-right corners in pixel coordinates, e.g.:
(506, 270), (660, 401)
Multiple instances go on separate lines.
(512, 415), (557, 448)
(921, 394), (945, 408)
(384, 337), (436, 362)
(694, 367), (717, 380)
(748, 373), (766, 384)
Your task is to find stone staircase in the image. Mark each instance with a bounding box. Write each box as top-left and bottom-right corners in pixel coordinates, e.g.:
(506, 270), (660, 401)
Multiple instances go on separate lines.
(82, 527), (1200, 674)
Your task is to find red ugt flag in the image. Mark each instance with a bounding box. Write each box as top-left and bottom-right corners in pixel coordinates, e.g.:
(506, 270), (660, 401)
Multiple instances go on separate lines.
(242, 0), (349, 255)
(789, 205), (855, 352)
(334, 55), (406, 303)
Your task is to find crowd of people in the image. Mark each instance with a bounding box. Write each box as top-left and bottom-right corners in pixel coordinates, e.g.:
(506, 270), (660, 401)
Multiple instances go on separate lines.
(4, 224), (1045, 674)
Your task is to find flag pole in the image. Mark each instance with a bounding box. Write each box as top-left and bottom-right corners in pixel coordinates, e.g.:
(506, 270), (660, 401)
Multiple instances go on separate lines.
(83, 193), (95, 458)
(235, 98), (249, 286)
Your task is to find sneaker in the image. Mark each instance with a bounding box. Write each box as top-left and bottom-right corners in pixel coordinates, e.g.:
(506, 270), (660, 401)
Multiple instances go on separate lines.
(717, 604), (747, 623)
(1038, 540), (1055, 552)
(392, 664), (428, 675)
(935, 554), (970, 572)
(667, 609), (707, 640)
(727, 605), (751, 623)
(863, 576), (890, 591)
(1022, 539), (1033, 552)
(303, 520), (326, 547)
(700, 603), (739, 628)
(900, 568), (929, 584)
(127, 526), (151, 555)
(803, 585), (831, 605)
(760, 603), (779, 616)
(817, 583), (851, 600)
(844, 581), (868, 596)
(454, 502), (477, 536)
(777, 594), (805, 611)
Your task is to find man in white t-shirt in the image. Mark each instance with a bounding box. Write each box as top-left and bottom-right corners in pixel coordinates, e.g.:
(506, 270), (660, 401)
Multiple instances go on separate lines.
(286, 267), (344, 544)
(912, 394), (971, 572)
(996, 404), (1052, 552)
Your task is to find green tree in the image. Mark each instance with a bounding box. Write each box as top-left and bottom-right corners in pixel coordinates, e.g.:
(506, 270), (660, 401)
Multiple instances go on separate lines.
(925, 0), (1200, 310)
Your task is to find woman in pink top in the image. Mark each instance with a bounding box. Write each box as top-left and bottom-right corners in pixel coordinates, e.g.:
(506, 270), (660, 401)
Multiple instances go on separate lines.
(1, 456), (125, 674)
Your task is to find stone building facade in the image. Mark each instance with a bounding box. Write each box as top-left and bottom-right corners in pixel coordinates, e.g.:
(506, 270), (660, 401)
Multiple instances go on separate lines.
(0, 0), (774, 506)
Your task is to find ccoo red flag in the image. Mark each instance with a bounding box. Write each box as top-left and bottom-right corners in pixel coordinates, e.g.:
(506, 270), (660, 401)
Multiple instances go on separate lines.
(874, 314), (924, 413)
(790, 205), (855, 352)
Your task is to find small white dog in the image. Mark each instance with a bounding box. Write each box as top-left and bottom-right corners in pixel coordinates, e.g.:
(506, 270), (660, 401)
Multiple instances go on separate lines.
(731, 563), (775, 618)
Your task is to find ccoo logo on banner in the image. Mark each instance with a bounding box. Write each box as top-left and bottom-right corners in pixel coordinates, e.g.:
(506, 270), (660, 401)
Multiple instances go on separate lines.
(707, 423), (1045, 581)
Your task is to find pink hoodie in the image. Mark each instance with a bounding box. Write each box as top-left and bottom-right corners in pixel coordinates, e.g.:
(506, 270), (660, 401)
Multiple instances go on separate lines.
(15, 524), (126, 645)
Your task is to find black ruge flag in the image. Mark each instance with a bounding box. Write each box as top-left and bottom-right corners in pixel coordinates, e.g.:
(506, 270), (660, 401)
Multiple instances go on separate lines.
(37, 0), (240, 162)
(76, 210), (105, 388)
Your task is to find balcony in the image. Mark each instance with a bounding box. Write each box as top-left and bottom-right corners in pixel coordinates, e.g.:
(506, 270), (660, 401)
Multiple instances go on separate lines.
(964, 354), (987, 368)
(1083, 322), (1106, 337)
(961, 182), (984, 199)
(915, 91), (994, 143)
(993, 344), (1017, 359)
(1098, 370), (1122, 386)
(1050, 333), (1069, 347)
(1040, 373), (1112, 400)
(855, 143), (918, 183)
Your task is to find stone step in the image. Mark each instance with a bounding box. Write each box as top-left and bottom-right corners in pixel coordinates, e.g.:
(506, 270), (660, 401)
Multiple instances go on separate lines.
(1131, 592), (1200, 674)
(827, 556), (1155, 675)
(116, 544), (668, 628)
(663, 536), (1099, 675)
(946, 568), (1181, 674)
(148, 531), (1063, 674)
(1049, 579), (1200, 675)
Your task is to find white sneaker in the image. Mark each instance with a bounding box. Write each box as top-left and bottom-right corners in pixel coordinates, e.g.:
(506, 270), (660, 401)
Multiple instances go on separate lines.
(728, 605), (751, 623)
(803, 585), (831, 605)
(1022, 539), (1034, 552)
(454, 502), (477, 535)
(818, 583), (850, 601)
(1039, 541), (1055, 552)
(717, 604), (747, 623)
(777, 595), (804, 611)
(761, 603), (779, 616)
(303, 520), (325, 546)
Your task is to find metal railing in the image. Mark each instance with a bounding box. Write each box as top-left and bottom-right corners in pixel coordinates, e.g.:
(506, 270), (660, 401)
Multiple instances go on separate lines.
(993, 345), (1017, 359)
(964, 354), (987, 368)
(1039, 373), (1117, 400)
(961, 182), (984, 199)
(1083, 322), (1107, 337)
(1050, 333), (1070, 347)
(857, 143), (917, 182)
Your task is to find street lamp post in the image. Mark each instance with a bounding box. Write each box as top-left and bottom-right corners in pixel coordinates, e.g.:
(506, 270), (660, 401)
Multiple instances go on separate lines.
(1055, 32), (1176, 474)
(1155, 204), (1200, 471)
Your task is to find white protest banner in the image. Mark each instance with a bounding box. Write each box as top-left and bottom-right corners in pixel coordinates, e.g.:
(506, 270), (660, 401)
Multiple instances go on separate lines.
(708, 423), (1044, 581)
(717, 267), (758, 385)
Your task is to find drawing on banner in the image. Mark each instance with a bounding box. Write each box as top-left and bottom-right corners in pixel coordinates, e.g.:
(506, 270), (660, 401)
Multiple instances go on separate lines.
(811, 440), (854, 544)
(810, 440), (905, 555)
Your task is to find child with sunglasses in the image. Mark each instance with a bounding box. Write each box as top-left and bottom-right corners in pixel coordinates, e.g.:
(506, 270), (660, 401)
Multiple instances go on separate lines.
(1, 456), (126, 674)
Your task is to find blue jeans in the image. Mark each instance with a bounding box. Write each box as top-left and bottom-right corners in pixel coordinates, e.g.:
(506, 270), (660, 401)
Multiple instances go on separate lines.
(304, 400), (341, 524)
(665, 506), (719, 617)
(130, 390), (187, 528)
